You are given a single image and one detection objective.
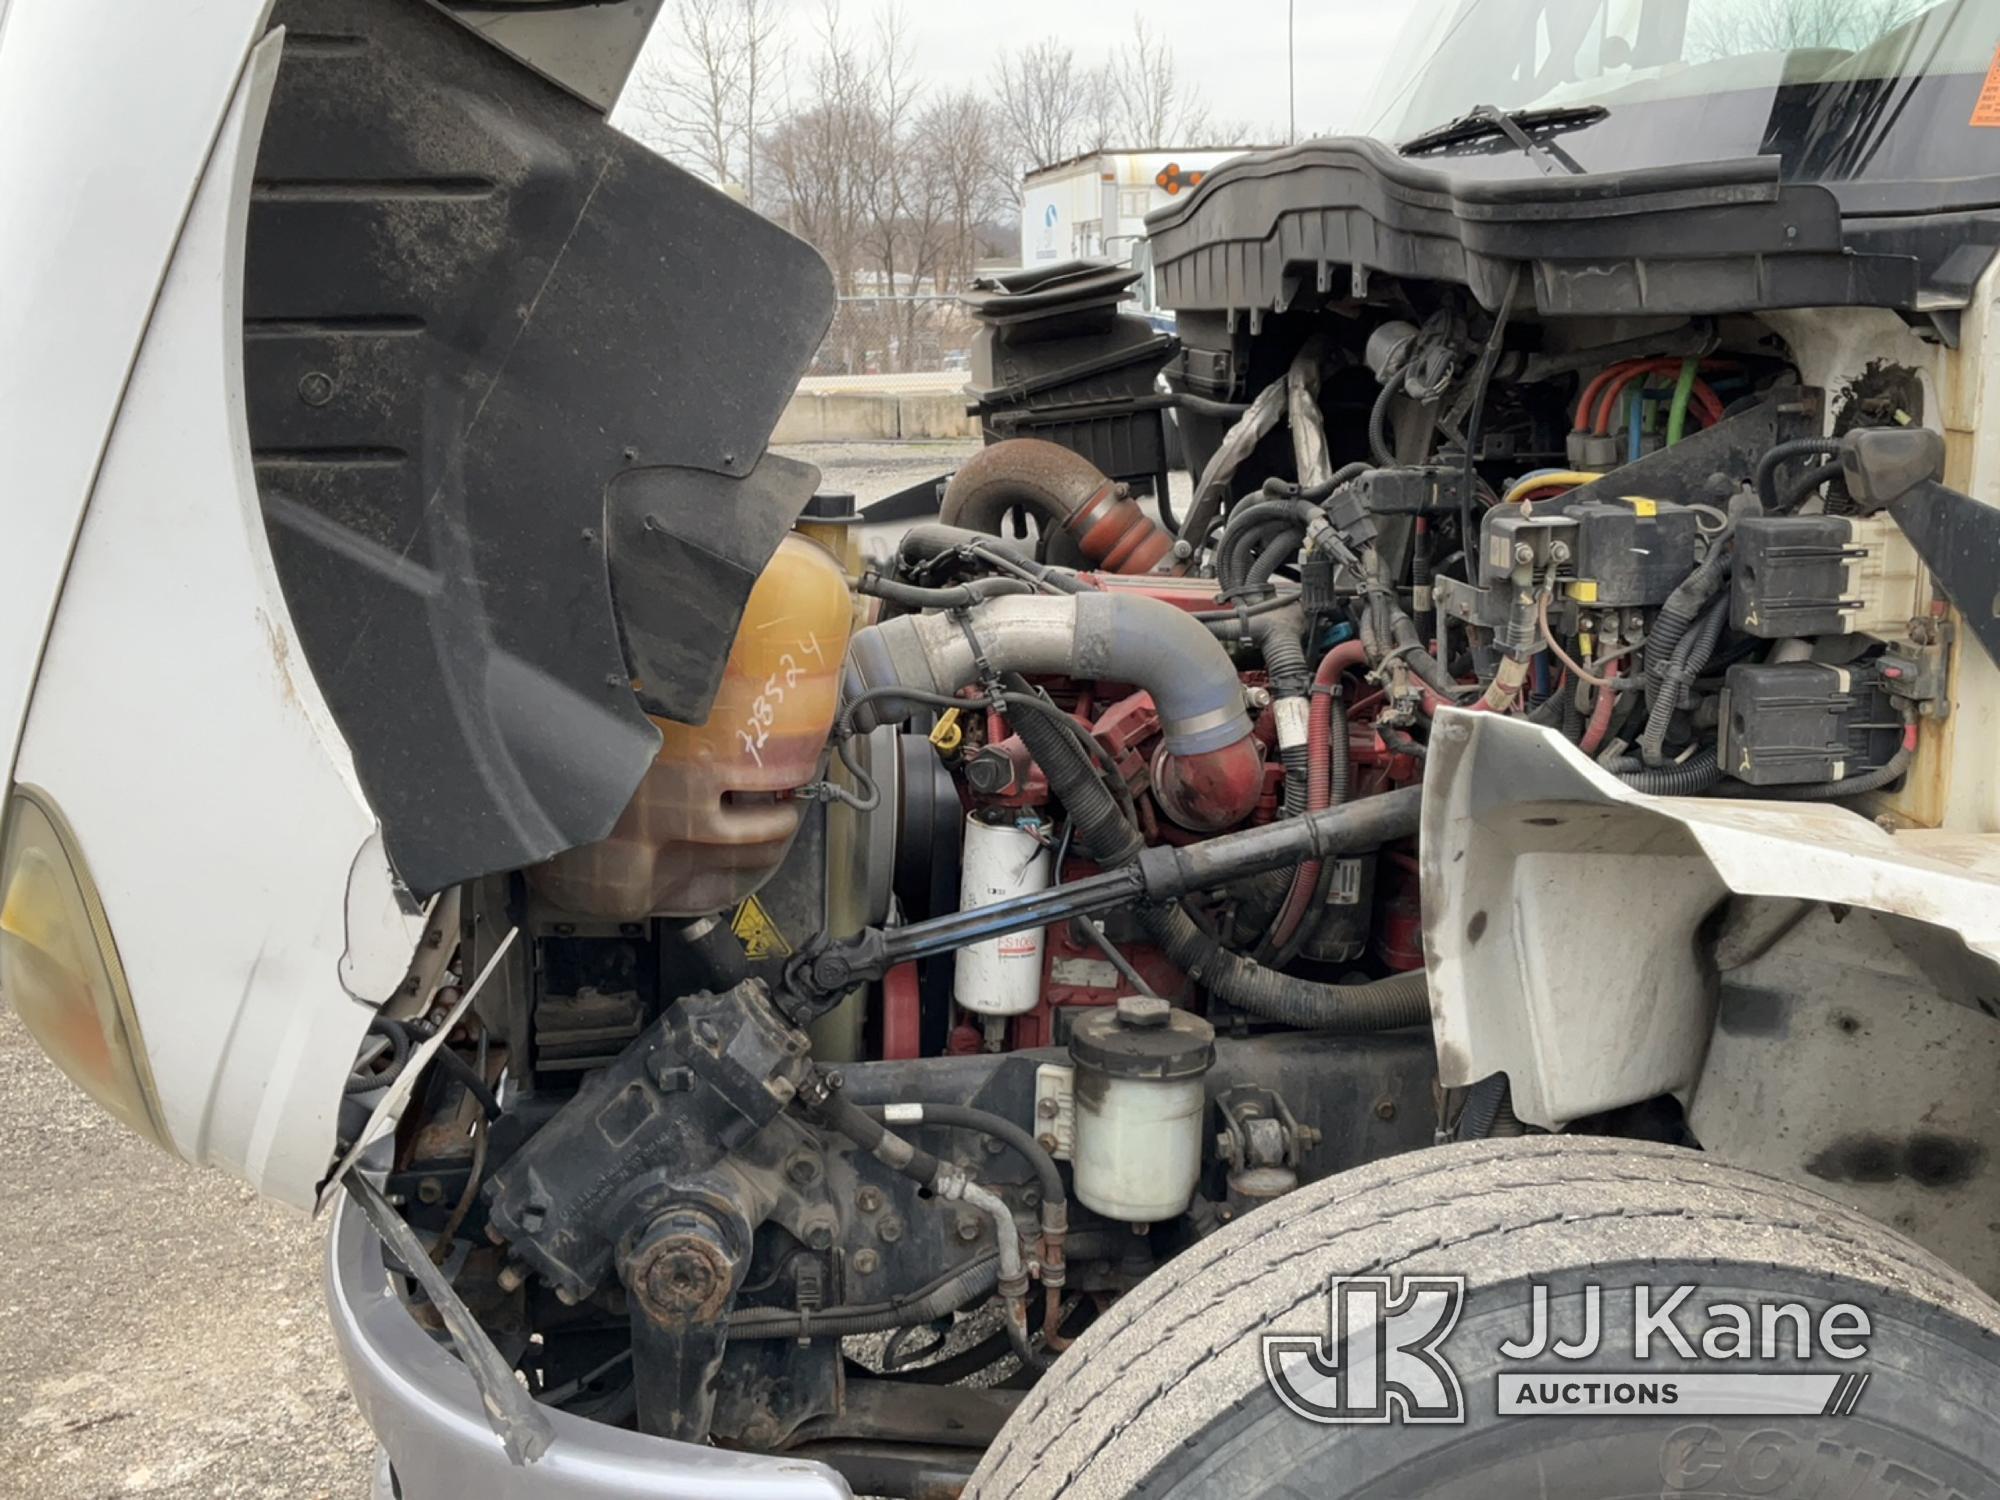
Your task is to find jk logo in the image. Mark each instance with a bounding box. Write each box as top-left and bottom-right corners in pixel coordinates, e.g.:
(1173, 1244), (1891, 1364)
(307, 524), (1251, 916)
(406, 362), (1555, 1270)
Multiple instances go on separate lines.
(1262, 1275), (1467, 1424)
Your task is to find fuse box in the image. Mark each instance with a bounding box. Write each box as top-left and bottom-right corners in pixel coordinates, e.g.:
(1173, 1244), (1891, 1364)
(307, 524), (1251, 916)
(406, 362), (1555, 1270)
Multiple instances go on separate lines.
(1718, 662), (1906, 787)
(1731, 514), (1925, 639)
(1565, 497), (1700, 608)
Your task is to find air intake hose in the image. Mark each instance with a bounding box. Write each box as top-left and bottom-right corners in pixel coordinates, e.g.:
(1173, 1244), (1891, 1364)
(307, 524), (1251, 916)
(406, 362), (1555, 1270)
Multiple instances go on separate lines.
(846, 591), (1263, 828)
(941, 439), (1174, 574)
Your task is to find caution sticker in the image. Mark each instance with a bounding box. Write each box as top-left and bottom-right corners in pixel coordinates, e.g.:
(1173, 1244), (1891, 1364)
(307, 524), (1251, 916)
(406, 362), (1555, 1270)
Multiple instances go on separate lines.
(1973, 43), (2000, 127)
(731, 895), (793, 960)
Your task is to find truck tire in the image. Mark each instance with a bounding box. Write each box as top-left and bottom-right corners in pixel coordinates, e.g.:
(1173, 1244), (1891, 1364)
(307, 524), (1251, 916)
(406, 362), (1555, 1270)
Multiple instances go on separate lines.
(968, 1137), (2000, 1499)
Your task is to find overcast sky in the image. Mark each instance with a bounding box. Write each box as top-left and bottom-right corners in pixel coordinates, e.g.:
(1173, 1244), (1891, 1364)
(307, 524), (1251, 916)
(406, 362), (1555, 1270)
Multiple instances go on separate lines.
(862, 0), (1411, 141)
(624, 0), (1416, 151)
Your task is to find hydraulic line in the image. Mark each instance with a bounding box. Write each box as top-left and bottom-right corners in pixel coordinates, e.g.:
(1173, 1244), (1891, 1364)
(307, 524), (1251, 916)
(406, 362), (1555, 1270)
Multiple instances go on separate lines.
(730, 1253), (1001, 1340)
(1008, 696), (1428, 1033)
(809, 1083), (1030, 1321)
(861, 1103), (1064, 1212)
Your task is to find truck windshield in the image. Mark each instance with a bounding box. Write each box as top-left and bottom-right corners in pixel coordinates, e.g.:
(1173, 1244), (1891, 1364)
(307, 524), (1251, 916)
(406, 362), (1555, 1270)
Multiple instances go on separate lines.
(1356, 0), (2000, 210)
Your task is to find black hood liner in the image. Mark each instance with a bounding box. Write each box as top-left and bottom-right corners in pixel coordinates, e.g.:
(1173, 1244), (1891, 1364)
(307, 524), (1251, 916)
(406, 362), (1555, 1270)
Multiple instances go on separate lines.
(244, 0), (834, 897)
(1144, 137), (1928, 323)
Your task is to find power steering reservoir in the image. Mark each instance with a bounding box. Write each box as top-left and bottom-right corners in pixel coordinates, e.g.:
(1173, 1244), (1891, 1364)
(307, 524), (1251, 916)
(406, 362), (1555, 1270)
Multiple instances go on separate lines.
(1068, 997), (1215, 1223)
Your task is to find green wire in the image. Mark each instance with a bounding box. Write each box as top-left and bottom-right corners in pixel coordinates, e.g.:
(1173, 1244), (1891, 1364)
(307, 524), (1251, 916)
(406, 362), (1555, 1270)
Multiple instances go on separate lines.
(1666, 357), (1698, 445)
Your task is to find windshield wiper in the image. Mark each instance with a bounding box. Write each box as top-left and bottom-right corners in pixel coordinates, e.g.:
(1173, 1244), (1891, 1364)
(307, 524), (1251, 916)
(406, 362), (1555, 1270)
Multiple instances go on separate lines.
(1400, 103), (1608, 175)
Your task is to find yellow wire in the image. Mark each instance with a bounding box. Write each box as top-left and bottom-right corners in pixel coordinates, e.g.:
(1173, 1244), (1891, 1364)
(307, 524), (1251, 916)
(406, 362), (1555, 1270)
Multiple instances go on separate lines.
(1501, 471), (1598, 506)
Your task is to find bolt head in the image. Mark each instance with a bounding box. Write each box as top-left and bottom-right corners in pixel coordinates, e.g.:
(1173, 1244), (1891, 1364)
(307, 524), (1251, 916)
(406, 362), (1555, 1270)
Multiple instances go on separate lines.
(956, 1216), (981, 1242)
(852, 1248), (880, 1275)
(786, 1155), (821, 1186)
(627, 1217), (737, 1323)
(878, 1216), (904, 1244)
(855, 1186), (884, 1214)
(1374, 1098), (1397, 1121)
(805, 1223), (834, 1251)
(1036, 1098), (1060, 1119)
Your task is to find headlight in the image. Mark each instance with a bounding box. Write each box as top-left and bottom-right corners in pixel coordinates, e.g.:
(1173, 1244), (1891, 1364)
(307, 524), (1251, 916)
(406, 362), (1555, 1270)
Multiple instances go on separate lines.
(0, 785), (172, 1151)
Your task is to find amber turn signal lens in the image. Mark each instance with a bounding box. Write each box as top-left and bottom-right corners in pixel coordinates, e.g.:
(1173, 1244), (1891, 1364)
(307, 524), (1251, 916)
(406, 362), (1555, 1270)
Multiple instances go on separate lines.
(0, 786), (172, 1151)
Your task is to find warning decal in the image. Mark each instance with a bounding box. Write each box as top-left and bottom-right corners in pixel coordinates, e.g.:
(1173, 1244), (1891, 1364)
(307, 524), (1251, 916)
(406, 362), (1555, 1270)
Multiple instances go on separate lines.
(1973, 43), (2000, 126)
(731, 895), (794, 959)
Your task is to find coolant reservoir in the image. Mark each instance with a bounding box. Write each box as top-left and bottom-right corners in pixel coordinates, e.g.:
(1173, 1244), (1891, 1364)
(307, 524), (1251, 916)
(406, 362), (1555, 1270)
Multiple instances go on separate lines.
(530, 533), (853, 920)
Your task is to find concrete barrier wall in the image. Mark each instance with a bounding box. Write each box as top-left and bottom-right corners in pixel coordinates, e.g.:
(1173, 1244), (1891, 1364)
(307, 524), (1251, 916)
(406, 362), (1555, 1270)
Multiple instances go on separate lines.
(774, 376), (981, 444)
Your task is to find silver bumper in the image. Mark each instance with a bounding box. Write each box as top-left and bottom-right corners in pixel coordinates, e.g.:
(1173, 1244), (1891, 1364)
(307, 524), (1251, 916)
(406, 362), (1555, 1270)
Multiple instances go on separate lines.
(324, 1192), (852, 1500)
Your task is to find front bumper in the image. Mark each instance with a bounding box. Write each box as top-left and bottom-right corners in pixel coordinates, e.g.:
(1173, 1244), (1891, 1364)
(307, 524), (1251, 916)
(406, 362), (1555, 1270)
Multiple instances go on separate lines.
(324, 1192), (851, 1499)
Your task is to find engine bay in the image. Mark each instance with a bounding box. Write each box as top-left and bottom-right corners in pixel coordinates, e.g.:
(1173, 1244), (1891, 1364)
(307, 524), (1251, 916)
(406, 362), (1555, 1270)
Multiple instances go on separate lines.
(343, 269), (1979, 1489)
(249, 6), (2000, 1486)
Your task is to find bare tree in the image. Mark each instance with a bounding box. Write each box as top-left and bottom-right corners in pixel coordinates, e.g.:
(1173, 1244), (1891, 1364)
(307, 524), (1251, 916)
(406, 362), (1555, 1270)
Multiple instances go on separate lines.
(1686, 0), (1926, 62)
(920, 88), (1009, 291)
(761, 2), (873, 292)
(619, 0), (788, 190)
(993, 39), (1109, 172)
(737, 0), (787, 201)
(854, 3), (922, 297)
(622, 0), (743, 182)
(1105, 16), (1211, 147)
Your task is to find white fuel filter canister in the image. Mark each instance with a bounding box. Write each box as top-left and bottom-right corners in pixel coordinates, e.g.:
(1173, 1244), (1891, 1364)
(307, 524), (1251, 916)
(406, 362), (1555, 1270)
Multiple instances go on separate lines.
(952, 813), (1052, 1018)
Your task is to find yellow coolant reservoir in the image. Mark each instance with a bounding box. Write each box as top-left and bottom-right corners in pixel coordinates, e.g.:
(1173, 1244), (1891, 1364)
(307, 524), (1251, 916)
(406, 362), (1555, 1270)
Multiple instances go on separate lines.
(531, 533), (853, 919)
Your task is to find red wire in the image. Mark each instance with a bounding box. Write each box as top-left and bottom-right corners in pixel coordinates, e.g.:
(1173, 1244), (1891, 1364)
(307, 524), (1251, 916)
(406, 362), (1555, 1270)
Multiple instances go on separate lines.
(1593, 358), (1729, 436)
(1577, 660), (1622, 755)
(1573, 360), (1641, 433)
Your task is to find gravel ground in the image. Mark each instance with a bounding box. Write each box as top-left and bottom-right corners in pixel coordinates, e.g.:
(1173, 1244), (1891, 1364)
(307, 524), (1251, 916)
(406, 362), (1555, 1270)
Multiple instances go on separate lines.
(0, 439), (1161, 1500)
(0, 1005), (370, 1499)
